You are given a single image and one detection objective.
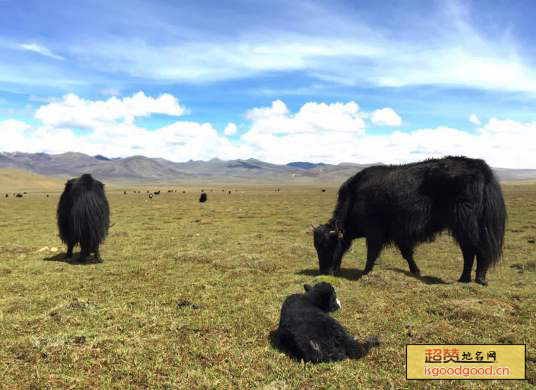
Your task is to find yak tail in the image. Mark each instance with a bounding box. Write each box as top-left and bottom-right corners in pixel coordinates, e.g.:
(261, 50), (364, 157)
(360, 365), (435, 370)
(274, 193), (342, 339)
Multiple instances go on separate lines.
(72, 191), (110, 247)
(346, 336), (380, 360)
(479, 174), (506, 266)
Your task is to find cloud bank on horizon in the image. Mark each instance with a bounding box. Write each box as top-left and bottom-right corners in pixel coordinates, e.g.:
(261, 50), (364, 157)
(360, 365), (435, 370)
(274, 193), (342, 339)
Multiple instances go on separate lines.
(2, 91), (535, 169)
(0, 0), (535, 168)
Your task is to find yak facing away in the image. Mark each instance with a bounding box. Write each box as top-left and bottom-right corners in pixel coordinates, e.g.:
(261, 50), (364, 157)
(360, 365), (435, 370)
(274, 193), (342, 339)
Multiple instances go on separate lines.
(313, 156), (506, 285)
(57, 174), (110, 262)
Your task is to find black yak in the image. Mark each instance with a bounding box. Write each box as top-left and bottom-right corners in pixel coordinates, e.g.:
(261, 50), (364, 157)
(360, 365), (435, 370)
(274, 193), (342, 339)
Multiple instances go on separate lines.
(154, 190), (161, 195)
(57, 174), (110, 262)
(5, 194), (8, 198)
(199, 193), (207, 203)
(149, 193), (153, 199)
(313, 156), (506, 285)
(275, 282), (379, 363)
(15, 193), (23, 198)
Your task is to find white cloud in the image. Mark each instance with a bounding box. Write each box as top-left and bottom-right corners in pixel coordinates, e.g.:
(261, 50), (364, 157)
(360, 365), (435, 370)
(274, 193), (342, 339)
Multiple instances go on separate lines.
(371, 108), (402, 126)
(238, 100), (536, 167)
(245, 100), (365, 135)
(35, 91), (186, 128)
(18, 43), (65, 60)
(469, 113), (481, 126)
(224, 122), (238, 135)
(2, 95), (536, 168)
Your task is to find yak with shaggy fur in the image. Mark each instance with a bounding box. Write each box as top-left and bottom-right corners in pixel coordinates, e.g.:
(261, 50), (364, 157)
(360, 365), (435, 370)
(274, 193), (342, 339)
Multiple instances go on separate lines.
(313, 156), (506, 285)
(57, 174), (110, 262)
(275, 282), (379, 363)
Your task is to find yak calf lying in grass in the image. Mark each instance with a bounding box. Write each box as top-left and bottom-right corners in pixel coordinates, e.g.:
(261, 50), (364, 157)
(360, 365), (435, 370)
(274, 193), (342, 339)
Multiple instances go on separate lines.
(57, 174), (110, 262)
(275, 282), (379, 363)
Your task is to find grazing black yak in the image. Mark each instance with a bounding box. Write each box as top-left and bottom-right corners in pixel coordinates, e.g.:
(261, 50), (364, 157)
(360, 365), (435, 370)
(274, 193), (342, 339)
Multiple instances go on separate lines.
(154, 190), (161, 195)
(57, 174), (110, 262)
(313, 156), (506, 285)
(276, 282), (379, 363)
(199, 192), (207, 203)
(15, 193), (23, 198)
(5, 194), (8, 198)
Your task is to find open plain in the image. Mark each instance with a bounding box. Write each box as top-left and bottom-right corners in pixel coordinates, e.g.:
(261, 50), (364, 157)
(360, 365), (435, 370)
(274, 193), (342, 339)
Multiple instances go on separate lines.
(0, 183), (534, 389)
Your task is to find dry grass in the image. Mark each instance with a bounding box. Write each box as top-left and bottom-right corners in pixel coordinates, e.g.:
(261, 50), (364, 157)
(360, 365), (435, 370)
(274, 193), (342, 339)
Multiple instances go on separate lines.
(0, 184), (534, 389)
(0, 169), (64, 192)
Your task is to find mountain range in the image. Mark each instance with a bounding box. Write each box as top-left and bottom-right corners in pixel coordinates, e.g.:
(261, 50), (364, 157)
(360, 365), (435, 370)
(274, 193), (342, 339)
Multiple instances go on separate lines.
(1, 152), (535, 183)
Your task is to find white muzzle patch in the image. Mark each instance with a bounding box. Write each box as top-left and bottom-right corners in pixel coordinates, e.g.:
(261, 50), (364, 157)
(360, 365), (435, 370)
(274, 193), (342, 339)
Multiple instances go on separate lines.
(336, 298), (341, 309)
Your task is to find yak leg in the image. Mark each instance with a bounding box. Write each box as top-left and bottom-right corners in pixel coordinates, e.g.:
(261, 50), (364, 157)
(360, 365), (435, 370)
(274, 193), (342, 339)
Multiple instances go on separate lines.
(363, 236), (384, 275)
(64, 243), (74, 259)
(474, 254), (489, 286)
(94, 248), (103, 263)
(333, 239), (351, 274)
(458, 245), (475, 283)
(398, 243), (420, 275)
(79, 246), (89, 263)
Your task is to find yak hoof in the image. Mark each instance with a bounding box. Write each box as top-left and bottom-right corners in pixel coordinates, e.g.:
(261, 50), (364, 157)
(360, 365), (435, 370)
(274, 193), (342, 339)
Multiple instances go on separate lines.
(475, 278), (488, 286)
(411, 268), (421, 276)
(458, 276), (471, 283)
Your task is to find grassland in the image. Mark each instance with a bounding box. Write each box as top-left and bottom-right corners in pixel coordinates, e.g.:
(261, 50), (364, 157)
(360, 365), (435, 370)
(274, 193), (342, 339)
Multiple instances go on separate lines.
(0, 183), (534, 389)
(0, 169), (63, 192)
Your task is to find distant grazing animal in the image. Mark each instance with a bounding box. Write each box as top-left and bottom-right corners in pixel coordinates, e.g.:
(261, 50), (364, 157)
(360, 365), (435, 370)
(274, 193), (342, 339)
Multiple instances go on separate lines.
(313, 156), (506, 285)
(15, 193), (23, 198)
(57, 174), (110, 262)
(182, 190), (186, 194)
(46, 194), (49, 197)
(275, 282), (379, 363)
(228, 190), (231, 194)
(149, 193), (153, 199)
(5, 194), (8, 198)
(154, 191), (161, 195)
(123, 191), (127, 195)
(322, 189), (326, 192)
(199, 193), (207, 203)
(168, 190), (173, 193)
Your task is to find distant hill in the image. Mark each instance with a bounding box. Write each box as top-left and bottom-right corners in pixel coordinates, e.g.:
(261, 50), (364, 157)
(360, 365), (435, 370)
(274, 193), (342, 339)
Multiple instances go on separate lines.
(0, 152), (535, 183)
(0, 168), (63, 191)
(286, 162), (326, 169)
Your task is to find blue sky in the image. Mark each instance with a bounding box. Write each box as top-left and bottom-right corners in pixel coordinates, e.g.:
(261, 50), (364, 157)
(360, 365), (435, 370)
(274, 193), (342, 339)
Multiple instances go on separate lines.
(1, 0), (535, 167)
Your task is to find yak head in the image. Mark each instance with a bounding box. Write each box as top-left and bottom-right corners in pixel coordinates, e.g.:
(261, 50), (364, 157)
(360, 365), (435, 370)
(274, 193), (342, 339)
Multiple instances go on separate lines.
(304, 282), (341, 312)
(312, 222), (344, 275)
